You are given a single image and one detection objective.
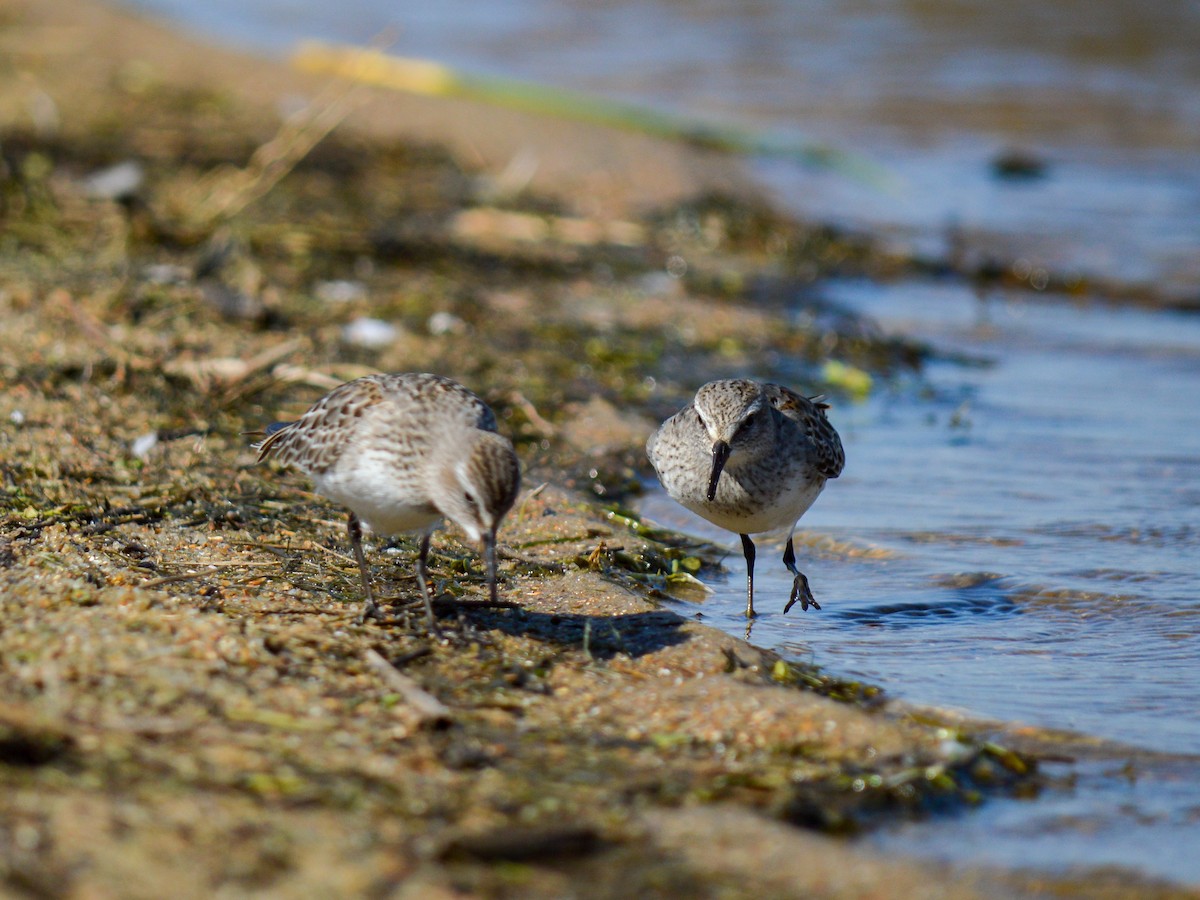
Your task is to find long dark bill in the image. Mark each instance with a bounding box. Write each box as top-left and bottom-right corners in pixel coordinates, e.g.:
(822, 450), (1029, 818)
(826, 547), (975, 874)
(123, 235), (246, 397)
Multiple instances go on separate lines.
(484, 530), (499, 604)
(707, 440), (732, 502)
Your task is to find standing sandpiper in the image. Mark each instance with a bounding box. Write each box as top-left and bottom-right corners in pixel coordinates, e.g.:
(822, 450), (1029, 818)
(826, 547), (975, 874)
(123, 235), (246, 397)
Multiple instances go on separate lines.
(647, 379), (844, 618)
(256, 373), (521, 626)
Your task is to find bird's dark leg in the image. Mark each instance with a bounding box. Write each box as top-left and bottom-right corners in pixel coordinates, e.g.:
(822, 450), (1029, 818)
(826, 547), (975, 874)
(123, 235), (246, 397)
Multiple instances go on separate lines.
(484, 530), (499, 605)
(739, 533), (757, 619)
(348, 513), (380, 623)
(415, 530), (438, 630)
(782, 536), (820, 613)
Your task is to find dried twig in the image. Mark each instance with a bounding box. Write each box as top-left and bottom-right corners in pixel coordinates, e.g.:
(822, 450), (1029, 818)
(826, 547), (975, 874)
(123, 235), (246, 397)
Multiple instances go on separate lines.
(363, 648), (451, 724)
(141, 561), (278, 589)
(503, 391), (557, 437)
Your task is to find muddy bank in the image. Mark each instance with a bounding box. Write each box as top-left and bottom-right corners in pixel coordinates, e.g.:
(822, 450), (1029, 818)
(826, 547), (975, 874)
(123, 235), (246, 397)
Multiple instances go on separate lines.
(1, 1), (1195, 897)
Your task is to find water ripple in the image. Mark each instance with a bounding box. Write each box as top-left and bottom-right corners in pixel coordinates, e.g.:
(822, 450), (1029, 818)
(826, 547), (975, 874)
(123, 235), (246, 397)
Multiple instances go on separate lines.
(834, 574), (1019, 627)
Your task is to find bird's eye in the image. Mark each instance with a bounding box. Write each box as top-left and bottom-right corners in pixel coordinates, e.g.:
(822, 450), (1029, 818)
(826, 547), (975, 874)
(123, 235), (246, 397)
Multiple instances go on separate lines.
(737, 411), (761, 435)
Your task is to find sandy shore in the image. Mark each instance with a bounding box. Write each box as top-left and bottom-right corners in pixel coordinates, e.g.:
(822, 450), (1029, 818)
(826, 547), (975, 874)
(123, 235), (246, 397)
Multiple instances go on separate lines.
(1, 1), (1195, 897)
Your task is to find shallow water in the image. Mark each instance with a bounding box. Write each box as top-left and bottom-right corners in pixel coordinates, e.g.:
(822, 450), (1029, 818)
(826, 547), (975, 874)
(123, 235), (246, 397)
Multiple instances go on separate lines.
(874, 755), (1200, 884)
(644, 279), (1200, 755)
(119, 0), (1200, 882)
(640, 280), (1200, 882)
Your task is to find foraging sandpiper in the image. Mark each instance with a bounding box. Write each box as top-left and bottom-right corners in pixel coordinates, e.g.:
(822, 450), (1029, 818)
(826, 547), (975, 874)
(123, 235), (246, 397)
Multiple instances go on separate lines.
(647, 379), (844, 618)
(256, 373), (521, 625)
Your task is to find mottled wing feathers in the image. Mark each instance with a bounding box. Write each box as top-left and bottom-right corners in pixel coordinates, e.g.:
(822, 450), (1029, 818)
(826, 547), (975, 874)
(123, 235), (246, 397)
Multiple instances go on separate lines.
(764, 382), (845, 479)
(255, 373), (498, 475)
(389, 373), (497, 434)
(256, 376), (387, 473)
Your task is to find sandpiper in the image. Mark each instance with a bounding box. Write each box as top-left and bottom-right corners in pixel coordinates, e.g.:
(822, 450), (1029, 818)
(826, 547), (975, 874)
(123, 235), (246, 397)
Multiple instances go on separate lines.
(647, 379), (844, 618)
(256, 373), (521, 625)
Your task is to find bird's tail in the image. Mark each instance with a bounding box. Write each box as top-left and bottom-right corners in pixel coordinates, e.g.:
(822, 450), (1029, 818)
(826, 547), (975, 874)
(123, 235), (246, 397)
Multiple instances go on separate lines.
(248, 421), (296, 459)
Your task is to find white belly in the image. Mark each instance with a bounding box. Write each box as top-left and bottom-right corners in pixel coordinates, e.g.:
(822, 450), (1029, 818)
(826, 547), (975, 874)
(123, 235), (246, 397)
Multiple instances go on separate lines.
(312, 454), (439, 537)
(682, 477), (825, 536)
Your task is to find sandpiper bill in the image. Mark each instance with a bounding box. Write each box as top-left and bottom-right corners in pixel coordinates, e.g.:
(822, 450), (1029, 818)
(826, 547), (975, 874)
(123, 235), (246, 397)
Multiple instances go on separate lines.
(256, 373), (521, 625)
(647, 379), (844, 618)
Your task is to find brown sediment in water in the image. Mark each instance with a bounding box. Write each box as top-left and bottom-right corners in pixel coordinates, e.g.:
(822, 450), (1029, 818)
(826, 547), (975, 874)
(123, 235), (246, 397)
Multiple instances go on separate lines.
(1, 1), (1196, 897)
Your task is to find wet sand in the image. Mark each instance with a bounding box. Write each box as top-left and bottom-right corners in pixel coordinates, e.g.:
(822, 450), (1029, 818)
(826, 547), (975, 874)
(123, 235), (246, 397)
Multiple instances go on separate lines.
(1, 0), (1196, 896)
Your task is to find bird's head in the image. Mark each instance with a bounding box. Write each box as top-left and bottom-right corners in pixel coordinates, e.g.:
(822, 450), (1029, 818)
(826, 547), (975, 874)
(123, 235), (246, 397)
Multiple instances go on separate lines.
(694, 380), (774, 501)
(434, 430), (521, 601)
